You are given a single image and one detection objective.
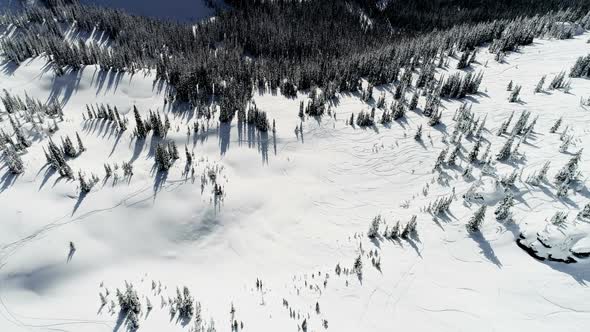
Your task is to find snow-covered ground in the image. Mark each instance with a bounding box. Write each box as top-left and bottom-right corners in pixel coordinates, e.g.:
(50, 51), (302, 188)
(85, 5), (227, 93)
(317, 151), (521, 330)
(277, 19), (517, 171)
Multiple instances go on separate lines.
(1, 25), (590, 332)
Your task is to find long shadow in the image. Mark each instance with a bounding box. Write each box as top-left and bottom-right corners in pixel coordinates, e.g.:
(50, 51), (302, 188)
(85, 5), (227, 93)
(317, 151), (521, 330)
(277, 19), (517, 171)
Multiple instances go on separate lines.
(67, 246), (76, 263)
(112, 310), (127, 332)
(470, 232), (502, 268)
(219, 122), (231, 155)
(0, 171), (18, 193)
(129, 138), (146, 164)
(47, 67), (84, 107)
(153, 170), (169, 200)
(0, 60), (18, 76)
(39, 167), (57, 190)
(109, 131), (125, 157)
(258, 131), (269, 164)
(72, 191), (88, 216)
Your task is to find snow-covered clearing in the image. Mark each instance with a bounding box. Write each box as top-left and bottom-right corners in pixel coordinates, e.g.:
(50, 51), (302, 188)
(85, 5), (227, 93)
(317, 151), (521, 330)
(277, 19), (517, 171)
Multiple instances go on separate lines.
(1, 28), (590, 332)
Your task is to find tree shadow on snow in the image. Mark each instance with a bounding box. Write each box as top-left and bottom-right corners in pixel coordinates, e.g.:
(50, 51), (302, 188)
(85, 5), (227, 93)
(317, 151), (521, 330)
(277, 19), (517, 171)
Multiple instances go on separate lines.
(153, 170), (168, 200)
(0, 171), (19, 193)
(470, 232), (502, 268)
(72, 191), (88, 216)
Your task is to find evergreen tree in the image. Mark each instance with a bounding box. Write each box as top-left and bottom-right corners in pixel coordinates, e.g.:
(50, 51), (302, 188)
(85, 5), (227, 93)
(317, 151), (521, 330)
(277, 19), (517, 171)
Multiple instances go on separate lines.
(134, 106), (146, 139)
(577, 202), (590, 221)
(414, 125), (423, 141)
(495, 192), (514, 221)
(367, 215), (381, 238)
(3, 146), (24, 174)
(534, 75), (546, 93)
(76, 132), (85, 154)
(508, 85), (521, 102)
(549, 117), (562, 133)
(496, 135), (515, 161)
(447, 144), (460, 166)
(434, 147), (448, 170)
(467, 205), (486, 232)
(554, 149), (582, 185)
(468, 139), (481, 163)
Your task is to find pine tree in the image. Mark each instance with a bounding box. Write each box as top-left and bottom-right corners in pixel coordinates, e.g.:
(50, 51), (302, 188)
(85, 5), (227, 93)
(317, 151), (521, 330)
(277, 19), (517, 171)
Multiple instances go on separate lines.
(434, 147), (448, 170)
(534, 75), (546, 93)
(508, 85), (521, 102)
(496, 135), (515, 161)
(549, 117), (562, 133)
(4, 146), (24, 174)
(134, 106), (146, 139)
(506, 80), (513, 91)
(447, 144), (460, 166)
(577, 202), (590, 221)
(409, 92), (419, 110)
(353, 255), (362, 277)
(367, 215), (380, 238)
(76, 132), (85, 154)
(414, 124), (422, 141)
(467, 205), (486, 232)
(468, 139), (481, 163)
(495, 192), (514, 221)
(554, 149), (582, 185)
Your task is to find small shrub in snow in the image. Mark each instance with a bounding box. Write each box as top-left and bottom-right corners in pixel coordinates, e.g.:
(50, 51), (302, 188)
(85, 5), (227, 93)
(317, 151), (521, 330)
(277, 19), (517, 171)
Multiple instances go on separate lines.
(550, 211), (568, 225)
(577, 203), (590, 221)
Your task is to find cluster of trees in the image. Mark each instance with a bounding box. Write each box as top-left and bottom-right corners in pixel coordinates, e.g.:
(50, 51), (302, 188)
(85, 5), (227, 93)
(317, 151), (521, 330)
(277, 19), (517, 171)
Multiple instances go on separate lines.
(155, 140), (179, 172)
(439, 72), (483, 99)
(84, 104), (128, 131)
(1, 1), (588, 123)
(570, 54), (590, 78)
(133, 106), (170, 139)
(554, 148), (583, 197)
(244, 104), (270, 132)
(548, 71), (571, 90)
(368, 214), (418, 241)
(116, 282), (141, 330)
(426, 194), (454, 215)
(43, 134), (86, 178)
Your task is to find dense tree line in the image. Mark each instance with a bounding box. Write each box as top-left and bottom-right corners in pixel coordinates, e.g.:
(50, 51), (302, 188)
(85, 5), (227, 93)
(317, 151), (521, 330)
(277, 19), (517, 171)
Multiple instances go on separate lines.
(1, 1), (589, 123)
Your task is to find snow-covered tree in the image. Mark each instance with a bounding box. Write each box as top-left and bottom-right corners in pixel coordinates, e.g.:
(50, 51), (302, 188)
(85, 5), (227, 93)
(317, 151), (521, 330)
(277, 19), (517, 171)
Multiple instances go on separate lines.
(495, 192), (514, 221)
(508, 84), (521, 102)
(414, 125), (422, 141)
(496, 135), (515, 161)
(549, 117), (562, 133)
(467, 205), (486, 232)
(534, 75), (546, 93)
(367, 215), (381, 238)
